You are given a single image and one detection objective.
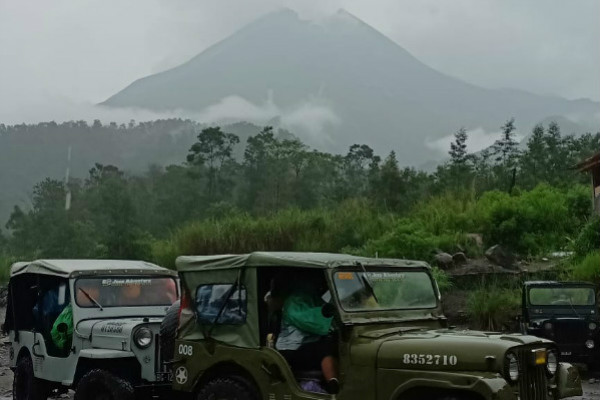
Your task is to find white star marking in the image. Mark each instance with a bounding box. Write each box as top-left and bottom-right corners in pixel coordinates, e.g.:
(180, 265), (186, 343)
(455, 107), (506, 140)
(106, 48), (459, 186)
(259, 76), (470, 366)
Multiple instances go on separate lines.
(175, 366), (188, 385)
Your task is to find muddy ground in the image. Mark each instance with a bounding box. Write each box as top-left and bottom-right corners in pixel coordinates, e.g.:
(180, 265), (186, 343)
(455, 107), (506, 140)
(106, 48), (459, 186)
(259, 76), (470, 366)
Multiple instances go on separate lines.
(0, 303), (599, 399)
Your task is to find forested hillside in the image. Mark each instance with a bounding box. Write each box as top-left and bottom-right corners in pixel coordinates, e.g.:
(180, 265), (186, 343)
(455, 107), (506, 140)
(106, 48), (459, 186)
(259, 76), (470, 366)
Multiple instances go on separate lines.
(1, 119), (598, 282)
(0, 119), (268, 224)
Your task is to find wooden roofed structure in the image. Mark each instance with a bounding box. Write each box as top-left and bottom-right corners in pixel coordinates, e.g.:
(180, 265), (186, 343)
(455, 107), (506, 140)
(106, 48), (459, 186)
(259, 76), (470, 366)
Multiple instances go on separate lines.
(576, 151), (600, 215)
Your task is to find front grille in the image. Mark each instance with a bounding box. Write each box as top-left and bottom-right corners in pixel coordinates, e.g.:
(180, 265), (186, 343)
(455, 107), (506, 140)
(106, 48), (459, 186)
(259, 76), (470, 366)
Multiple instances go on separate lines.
(517, 347), (549, 400)
(155, 333), (161, 372)
(553, 320), (587, 344)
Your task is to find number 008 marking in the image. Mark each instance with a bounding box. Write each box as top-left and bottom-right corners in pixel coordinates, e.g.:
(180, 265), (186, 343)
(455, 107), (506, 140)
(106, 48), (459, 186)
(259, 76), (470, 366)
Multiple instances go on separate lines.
(178, 344), (193, 356)
(402, 354), (458, 366)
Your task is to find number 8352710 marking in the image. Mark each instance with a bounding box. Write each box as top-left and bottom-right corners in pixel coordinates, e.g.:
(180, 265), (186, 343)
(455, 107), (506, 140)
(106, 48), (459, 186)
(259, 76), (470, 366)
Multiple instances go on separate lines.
(402, 354), (458, 366)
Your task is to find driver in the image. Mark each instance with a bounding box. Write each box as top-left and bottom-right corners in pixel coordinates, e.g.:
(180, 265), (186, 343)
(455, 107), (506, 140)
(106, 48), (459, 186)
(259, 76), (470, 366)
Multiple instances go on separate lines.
(273, 275), (340, 394)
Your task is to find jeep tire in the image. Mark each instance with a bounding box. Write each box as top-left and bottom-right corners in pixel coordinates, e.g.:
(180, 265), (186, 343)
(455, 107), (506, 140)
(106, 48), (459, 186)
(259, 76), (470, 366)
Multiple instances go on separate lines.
(196, 376), (258, 400)
(13, 355), (49, 400)
(160, 300), (180, 363)
(74, 369), (134, 400)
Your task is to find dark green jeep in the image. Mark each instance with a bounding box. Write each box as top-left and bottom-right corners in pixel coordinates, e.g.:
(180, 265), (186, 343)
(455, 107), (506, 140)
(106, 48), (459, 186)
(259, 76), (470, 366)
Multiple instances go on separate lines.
(169, 252), (582, 400)
(521, 281), (599, 368)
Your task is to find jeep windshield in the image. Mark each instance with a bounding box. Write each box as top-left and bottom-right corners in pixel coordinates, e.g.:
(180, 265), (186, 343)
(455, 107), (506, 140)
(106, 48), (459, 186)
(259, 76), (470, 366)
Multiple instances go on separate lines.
(333, 270), (437, 311)
(529, 286), (596, 307)
(75, 277), (178, 308)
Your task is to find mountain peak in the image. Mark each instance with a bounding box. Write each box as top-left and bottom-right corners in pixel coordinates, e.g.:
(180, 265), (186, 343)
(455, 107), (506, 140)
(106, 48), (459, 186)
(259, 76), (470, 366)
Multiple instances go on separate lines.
(334, 8), (364, 23)
(103, 8), (598, 165)
(249, 7), (300, 26)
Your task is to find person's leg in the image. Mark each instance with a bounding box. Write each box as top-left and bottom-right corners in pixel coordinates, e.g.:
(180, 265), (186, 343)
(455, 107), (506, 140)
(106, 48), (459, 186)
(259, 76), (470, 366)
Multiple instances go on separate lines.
(321, 355), (338, 381)
(311, 339), (340, 393)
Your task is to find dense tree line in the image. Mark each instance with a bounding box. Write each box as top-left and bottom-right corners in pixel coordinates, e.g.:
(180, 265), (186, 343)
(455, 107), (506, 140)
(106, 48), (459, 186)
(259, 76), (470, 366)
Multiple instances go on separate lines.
(1, 119), (598, 262)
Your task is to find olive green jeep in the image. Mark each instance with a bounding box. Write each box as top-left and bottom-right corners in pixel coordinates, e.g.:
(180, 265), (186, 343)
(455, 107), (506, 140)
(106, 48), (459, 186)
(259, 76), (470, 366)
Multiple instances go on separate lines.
(170, 252), (582, 400)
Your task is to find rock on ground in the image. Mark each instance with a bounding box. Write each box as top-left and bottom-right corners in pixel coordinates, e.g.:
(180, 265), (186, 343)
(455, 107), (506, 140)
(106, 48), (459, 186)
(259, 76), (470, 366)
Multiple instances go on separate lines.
(485, 244), (518, 270)
(434, 252), (454, 269)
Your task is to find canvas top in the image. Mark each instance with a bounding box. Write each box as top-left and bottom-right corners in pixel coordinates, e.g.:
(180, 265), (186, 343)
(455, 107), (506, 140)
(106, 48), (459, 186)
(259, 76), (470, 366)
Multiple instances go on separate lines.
(10, 259), (176, 278)
(176, 251), (429, 272)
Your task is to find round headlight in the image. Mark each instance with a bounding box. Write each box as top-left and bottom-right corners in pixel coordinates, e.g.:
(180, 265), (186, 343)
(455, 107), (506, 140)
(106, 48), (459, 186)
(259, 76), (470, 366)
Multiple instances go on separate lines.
(543, 322), (553, 330)
(589, 322), (597, 331)
(585, 340), (595, 349)
(546, 350), (558, 377)
(134, 327), (153, 349)
(505, 353), (520, 382)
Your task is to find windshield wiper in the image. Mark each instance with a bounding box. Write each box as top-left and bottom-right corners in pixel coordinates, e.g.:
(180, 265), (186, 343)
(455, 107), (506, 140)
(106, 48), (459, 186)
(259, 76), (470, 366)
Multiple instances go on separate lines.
(79, 288), (103, 311)
(566, 296), (581, 319)
(356, 262), (379, 303)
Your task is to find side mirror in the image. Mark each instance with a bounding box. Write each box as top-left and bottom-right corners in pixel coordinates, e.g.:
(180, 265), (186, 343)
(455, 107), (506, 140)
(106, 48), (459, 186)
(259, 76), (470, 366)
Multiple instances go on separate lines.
(321, 303), (335, 318)
(57, 322), (68, 334)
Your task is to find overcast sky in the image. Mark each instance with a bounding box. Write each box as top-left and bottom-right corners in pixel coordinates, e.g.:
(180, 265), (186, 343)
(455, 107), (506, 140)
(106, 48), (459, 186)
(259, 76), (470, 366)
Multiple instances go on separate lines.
(0, 0), (598, 124)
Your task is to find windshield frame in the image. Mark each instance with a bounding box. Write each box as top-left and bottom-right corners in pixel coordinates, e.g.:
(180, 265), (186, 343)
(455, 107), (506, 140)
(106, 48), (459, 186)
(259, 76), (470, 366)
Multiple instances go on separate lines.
(527, 284), (597, 307)
(74, 275), (179, 309)
(330, 265), (439, 313)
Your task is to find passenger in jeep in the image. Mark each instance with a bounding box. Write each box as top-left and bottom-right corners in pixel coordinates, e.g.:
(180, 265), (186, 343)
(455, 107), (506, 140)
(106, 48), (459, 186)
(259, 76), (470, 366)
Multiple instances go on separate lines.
(272, 275), (340, 393)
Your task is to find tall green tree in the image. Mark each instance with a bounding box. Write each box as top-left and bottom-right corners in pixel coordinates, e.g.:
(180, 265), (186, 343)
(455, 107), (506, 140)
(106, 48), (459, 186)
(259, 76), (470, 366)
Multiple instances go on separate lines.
(492, 118), (521, 192)
(519, 124), (546, 188)
(85, 164), (149, 259)
(376, 151), (402, 210)
(187, 127), (240, 202)
(449, 127), (468, 165)
(343, 144), (378, 198)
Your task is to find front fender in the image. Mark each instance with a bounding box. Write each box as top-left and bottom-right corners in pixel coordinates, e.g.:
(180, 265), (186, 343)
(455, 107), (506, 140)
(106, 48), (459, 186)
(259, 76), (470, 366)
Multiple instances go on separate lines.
(555, 363), (582, 399)
(378, 369), (516, 400)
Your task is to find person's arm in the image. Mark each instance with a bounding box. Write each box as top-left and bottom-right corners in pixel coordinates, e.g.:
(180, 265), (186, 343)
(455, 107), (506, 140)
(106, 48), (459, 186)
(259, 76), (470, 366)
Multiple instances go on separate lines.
(283, 294), (331, 336)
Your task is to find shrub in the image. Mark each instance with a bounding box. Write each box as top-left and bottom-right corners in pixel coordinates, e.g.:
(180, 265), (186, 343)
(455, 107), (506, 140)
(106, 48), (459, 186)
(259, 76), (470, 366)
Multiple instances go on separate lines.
(572, 216), (600, 258)
(467, 287), (520, 331)
(479, 184), (583, 255)
(568, 251), (600, 284)
(411, 190), (478, 235)
(356, 219), (468, 262)
(0, 253), (17, 283)
(431, 267), (452, 292)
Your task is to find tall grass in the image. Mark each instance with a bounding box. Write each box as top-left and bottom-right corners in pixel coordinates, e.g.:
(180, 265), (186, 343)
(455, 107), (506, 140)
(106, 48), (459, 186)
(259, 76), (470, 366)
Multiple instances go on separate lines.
(467, 287), (521, 331)
(0, 253), (16, 284)
(152, 184), (593, 269)
(567, 251), (600, 283)
(151, 199), (394, 268)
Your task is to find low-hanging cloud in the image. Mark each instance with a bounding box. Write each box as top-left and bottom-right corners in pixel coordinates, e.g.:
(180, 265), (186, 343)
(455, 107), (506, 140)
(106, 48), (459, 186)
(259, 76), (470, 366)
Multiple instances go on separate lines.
(195, 94), (341, 146)
(425, 127), (526, 156)
(1, 0), (598, 127)
(0, 94), (183, 126)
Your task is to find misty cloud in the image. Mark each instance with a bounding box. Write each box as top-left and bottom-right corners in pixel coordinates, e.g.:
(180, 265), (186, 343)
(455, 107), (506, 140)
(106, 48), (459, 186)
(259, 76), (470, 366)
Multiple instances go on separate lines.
(0, 95), (182, 126)
(195, 94), (340, 145)
(425, 127), (526, 156)
(0, 0), (598, 125)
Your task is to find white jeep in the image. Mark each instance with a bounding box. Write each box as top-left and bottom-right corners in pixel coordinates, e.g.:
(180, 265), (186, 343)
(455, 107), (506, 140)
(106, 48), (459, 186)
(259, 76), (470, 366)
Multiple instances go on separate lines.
(2, 259), (179, 400)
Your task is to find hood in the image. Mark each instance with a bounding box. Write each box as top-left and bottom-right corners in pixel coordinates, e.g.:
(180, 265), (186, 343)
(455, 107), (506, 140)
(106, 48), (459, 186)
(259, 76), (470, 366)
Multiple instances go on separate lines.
(371, 328), (552, 373)
(77, 318), (163, 351)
